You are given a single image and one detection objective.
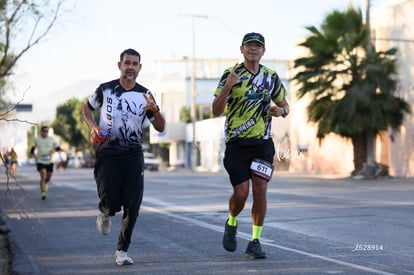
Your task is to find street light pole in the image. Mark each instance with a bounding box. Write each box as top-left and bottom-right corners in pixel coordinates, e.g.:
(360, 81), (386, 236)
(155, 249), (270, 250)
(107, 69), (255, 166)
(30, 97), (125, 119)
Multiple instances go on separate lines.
(365, 0), (375, 165)
(190, 16), (197, 170)
(182, 14), (208, 170)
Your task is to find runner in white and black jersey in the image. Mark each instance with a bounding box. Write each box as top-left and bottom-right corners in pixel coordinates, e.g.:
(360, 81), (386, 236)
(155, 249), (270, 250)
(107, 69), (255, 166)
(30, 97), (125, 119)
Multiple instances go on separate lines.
(82, 48), (165, 266)
(213, 33), (289, 259)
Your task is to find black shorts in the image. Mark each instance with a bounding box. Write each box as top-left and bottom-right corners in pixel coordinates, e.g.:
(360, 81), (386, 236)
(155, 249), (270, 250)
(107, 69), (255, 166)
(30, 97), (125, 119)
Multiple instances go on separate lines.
(36, 163), (54, 173)
(223, 139), (275, 186)
(94, 153), (144, 216)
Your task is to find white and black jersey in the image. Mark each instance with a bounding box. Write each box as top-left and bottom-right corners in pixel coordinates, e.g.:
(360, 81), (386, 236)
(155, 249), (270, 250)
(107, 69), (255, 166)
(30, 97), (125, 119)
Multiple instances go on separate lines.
(87, 79), (156, 156)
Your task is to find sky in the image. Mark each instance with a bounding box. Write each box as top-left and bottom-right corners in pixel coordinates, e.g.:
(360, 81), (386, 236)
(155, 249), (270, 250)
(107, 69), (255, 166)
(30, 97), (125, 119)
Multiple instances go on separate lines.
(9, 0), (386, 123)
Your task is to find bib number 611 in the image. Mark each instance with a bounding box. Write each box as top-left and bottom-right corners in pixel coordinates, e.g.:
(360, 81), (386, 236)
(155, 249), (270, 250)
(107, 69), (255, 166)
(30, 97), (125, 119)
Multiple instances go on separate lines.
(250, 158), (274, 181)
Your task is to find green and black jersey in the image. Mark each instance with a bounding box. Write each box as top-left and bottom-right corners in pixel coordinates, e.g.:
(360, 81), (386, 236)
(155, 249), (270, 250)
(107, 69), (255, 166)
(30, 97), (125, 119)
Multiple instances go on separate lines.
(214, 63), (287, 144)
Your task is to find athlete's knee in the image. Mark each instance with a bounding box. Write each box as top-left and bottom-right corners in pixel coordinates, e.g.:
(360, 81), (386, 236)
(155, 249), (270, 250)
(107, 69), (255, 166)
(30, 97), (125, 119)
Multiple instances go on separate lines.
(233, 183), (249, 202)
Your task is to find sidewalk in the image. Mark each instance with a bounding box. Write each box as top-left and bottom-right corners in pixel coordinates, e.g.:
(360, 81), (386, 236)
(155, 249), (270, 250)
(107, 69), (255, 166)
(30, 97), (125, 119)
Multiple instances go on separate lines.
(0, 215), (11, 274)
(0, 171), (21, 274)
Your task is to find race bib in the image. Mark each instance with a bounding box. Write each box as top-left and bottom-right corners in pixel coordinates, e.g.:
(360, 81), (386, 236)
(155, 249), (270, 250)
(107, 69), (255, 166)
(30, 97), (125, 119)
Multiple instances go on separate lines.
(250, 158), (273, 181)
(39, 155), (51, 161)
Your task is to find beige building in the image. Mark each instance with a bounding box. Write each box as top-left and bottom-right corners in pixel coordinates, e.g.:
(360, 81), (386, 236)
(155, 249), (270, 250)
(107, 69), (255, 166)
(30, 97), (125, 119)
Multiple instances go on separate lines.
(371, 0), (414, 176)
(289, 0), (414, 177)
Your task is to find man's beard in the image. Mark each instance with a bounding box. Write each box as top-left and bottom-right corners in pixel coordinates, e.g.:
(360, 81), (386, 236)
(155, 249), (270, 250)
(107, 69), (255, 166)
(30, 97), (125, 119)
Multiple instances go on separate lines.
(124, 71), (137, 81)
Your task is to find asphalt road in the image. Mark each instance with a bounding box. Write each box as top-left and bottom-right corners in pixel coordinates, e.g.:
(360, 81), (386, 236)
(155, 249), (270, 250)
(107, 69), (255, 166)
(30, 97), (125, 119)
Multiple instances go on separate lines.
(0, 166), (413, 275)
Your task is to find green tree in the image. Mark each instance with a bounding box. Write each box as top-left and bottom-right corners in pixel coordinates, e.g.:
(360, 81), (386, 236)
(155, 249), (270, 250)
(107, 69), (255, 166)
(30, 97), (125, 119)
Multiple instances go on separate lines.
(52, 98), (84, 147)
(51, 97), (97, 152)
(73, 97), (95, 150)
(292, 6), (411, 174)
(179, 105), (211, 123)
(179, 106), (191, 123)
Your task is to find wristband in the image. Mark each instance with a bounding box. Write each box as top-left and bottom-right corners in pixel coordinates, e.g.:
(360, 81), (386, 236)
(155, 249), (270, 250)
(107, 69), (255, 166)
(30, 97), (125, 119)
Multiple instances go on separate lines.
(153, 105), (160, 114)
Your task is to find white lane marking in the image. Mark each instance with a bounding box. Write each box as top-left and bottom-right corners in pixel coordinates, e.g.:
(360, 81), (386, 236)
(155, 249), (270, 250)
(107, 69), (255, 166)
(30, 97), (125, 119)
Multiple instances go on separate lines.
(143, 196), (396, 275)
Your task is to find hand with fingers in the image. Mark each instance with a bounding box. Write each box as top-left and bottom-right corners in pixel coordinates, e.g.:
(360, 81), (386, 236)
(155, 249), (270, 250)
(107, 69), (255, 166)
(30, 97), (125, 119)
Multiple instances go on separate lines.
(269, 105), (285, 117)
(225, 63), (242, 88)
(90, 127), (107, 145)
(143, 93), (159, 113)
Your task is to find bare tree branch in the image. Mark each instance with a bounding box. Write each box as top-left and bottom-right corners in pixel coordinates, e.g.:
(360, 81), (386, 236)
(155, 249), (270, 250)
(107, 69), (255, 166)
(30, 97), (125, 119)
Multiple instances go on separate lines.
(0, 0), (64, 79)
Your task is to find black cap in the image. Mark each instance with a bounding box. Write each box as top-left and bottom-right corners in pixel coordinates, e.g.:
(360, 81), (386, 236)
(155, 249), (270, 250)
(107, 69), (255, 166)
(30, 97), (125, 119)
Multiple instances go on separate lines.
(242, 32), (265, 46)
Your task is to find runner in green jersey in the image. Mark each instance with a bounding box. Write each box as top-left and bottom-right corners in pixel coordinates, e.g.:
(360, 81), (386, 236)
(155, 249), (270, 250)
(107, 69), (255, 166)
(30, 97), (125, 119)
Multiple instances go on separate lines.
(30, 126), (60, 200)
(213, 32), (289, 259)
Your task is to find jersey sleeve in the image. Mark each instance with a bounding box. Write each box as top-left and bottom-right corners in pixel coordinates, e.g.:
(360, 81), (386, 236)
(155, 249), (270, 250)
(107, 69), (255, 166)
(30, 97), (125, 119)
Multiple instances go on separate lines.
(87, 85), (104, 110)
(214, 65), (235, 97)
(271, 73), (287, 103)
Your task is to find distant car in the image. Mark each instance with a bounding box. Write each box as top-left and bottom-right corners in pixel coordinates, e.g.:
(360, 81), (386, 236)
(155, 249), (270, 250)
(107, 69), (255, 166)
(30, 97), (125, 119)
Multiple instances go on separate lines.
(66, 156), (82, 168)
(81, 157), (95, 168)
(144, 152), (159, 171)
(64, 156), (95, 169)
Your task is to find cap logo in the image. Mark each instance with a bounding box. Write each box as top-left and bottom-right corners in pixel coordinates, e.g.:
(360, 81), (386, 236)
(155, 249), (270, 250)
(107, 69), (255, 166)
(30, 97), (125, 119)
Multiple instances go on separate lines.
(242, 32), (265, 46)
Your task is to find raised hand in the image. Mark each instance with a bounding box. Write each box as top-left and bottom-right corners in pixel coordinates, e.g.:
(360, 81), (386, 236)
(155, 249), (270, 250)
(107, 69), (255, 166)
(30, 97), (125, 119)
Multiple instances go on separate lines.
(143, 93), (159, 112)
(225, 63), (242, 88)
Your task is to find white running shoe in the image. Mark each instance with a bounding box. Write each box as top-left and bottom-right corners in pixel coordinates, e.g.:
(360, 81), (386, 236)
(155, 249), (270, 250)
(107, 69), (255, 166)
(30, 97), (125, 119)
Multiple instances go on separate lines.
(96, 211), (111, 235)
(115, 250), (134, 265)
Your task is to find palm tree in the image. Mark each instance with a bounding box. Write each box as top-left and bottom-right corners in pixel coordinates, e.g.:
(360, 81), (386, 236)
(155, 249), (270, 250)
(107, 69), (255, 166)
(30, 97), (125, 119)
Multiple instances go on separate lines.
(292, 6), (411, 175)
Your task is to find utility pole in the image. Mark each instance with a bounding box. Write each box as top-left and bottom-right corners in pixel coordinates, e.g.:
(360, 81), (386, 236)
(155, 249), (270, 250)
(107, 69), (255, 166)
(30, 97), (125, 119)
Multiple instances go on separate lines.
(190, 15), (198, 170)
(366, 0), (372, 54)
(365, 0), (375, 165)
(182, 14), (208, 170)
